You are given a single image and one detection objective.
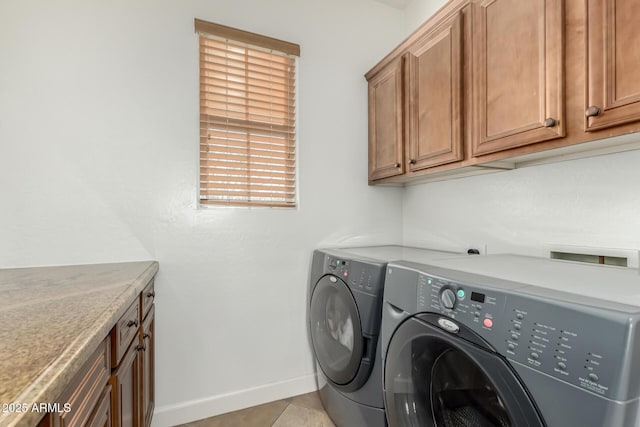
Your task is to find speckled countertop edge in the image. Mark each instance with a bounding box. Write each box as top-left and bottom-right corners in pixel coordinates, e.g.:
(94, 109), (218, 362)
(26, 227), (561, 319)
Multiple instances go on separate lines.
(1, 261), (159, 427)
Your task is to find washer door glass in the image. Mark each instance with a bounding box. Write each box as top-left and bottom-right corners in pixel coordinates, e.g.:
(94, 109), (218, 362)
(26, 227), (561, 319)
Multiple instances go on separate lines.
(384, 316), (544, 427)
(431, 349), (510, 427)
(310, 275), (363, 385)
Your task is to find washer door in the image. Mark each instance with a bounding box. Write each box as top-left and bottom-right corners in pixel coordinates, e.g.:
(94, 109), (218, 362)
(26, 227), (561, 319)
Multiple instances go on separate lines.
(384, 314), (545, 427)
(310, 275), (363, 386)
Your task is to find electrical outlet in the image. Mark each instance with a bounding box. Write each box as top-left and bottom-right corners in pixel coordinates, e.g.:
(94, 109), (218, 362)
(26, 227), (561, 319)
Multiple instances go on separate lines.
(467, 243), (488, 255)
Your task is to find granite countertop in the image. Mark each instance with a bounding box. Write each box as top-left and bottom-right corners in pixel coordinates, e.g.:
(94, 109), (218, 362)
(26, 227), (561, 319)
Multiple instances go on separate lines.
(0, 260), (159, 427)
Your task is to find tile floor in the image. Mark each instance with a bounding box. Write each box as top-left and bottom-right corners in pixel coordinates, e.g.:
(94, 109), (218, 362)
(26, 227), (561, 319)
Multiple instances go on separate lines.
(177, 392), (336, 427)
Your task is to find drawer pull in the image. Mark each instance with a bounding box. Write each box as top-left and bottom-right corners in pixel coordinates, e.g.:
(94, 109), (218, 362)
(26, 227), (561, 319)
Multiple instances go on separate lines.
(408, 159), (416, 165)
(543, 117), (557, 128)
(146, 291), (155, 298)
(137, 344), (146, 352)
(143, 333), (151, 339)
(127, 319), (139, 328)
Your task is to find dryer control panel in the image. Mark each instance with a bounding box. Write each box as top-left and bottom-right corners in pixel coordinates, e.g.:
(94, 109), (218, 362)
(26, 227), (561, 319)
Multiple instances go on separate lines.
(416, 271), (637, 401)
(324, 255), (385, 296)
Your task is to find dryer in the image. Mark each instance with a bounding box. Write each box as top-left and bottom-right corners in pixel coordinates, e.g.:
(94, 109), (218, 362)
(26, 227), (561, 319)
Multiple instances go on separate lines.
(308, 246), (461, 427)
(381, 255), (640, 427)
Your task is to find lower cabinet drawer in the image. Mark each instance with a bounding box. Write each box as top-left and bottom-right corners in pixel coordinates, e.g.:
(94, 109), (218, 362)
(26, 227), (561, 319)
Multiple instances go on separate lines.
(112, 299), (140, 367)
(44, 339), (110, 427)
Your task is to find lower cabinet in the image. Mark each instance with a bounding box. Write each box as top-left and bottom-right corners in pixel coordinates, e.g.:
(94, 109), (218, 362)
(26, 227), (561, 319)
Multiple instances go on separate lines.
(140, 307), (155, 427)
(38, 280), (155, 427)
(88, 385), (113, 427)
(39, 340), (111, 427)
(112, 339), (141, 427)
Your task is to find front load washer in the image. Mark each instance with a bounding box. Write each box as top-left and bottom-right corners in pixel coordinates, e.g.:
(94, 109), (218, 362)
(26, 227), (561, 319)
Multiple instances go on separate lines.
(381, 255), (640, 427)
(308, 246), (461, 427)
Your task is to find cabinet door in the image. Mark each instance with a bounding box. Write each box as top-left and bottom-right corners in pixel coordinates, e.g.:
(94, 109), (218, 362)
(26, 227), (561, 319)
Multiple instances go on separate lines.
(472, 0), (564, 156)
(140, 307), (155, 427)
(114, 342), (141, 427)
(586, 0), (640, 130)
(368, 57), (404, 182)
(406, 12), (463, 171)
(87, 385), (112, 427)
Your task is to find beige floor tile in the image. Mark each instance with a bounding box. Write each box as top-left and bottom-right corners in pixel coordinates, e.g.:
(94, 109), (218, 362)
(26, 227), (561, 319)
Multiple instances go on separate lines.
(271, 404), (336, 427)
(180, 399), (289, 427)
(289, 391), (325, 412)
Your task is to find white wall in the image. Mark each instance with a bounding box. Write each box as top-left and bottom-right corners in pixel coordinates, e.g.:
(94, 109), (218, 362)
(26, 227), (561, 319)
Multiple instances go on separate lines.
(401, 0), (640, 262)
(403, 0), (447, 35)
(403, 151), (640, 259)
(0, 1), (406, 425)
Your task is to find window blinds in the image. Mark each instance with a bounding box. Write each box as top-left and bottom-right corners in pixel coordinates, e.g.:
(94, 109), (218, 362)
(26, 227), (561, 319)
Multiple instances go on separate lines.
(196, 19), (299, 207)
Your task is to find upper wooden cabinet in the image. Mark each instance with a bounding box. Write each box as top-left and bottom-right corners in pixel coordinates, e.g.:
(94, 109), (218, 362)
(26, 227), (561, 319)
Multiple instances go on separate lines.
(367, 57), (404, 182)
(366, 4), (467, 183)
(366, 0), (640, 185)
(406, 11), (463, 170)
(585, 0), (640, 131)
(471, 0), (565, 156)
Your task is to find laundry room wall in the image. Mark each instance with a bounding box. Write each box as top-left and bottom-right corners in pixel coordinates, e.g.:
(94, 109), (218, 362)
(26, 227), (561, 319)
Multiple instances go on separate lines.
(402, 151), (640, 264)
(400, 0), (640, 266)
(0, 0), (406, 426)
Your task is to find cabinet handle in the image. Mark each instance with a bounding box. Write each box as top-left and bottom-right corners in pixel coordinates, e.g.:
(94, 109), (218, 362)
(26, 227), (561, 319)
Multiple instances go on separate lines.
(143, 333), (151, 339)
(394, 163), (401, 168)
(543, 117), (557, 128)
(408, 159), (416, 165)
(146, 291), (155, 298)
(137, 344), (146, 352)
(127, 319), (139, 328)
(585, 106), (601, 117)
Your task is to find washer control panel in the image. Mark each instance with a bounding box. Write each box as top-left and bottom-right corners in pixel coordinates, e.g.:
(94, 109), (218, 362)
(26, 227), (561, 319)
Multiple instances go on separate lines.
(502, 294), (625, 399)
(416, 271), (631, 400)
(417, 273), (506, 334)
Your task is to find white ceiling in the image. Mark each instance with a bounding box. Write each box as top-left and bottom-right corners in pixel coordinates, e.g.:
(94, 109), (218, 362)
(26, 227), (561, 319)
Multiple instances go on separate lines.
(372, 0), (412, 9)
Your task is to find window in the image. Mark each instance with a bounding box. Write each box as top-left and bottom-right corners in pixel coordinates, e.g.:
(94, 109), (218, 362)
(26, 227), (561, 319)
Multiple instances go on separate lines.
(195, 19), (300, 208)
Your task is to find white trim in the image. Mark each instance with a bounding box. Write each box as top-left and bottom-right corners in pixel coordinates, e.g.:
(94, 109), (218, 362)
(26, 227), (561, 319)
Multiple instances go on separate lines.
(151, 374), (318, 427)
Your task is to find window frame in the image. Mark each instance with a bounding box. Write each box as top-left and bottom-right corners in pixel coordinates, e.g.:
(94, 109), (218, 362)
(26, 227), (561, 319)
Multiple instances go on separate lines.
(195, 19), (300, 209)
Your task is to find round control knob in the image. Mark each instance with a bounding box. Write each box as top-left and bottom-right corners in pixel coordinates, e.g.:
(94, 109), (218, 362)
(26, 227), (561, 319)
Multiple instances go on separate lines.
(441, 289), (456, 309)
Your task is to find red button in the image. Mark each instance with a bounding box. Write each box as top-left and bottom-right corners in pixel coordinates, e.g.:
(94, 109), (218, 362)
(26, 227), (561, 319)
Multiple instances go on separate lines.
(343, 271), (348, 277)
(483, 318), (493, 328)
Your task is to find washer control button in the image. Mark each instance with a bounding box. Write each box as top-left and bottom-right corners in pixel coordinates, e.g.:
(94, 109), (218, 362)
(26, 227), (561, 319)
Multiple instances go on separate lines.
(511, 334), (519, 340)
(588, 373), (599, 382)
(507, 344), (515, 351)
(474, 311), (480, 318)
(516, 313), (524, 320)
(557, 362), (567, 370)
(514, 323), (522, 330)
(437, 318), (460, 334)
(483, 318), (493, 328)
(530, 352), (539, 360)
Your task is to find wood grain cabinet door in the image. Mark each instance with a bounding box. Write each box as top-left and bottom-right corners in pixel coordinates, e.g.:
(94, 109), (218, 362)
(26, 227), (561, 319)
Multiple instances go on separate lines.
(586, 0), (640, 131)
(367, 57), (404, 182)
(140, 307), (155, 427)
(472, 0), (565, 156)
(406, 11), (463, 171)
(113, 342), (141, 427)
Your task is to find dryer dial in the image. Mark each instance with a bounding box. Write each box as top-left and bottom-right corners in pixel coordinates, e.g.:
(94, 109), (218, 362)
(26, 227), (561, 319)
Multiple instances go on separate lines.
(441, 288), (456, 309)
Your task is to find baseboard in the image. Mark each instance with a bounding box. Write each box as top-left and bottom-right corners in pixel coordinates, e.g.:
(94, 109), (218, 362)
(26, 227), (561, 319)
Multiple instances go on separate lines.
(151, 374), (318, 427)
